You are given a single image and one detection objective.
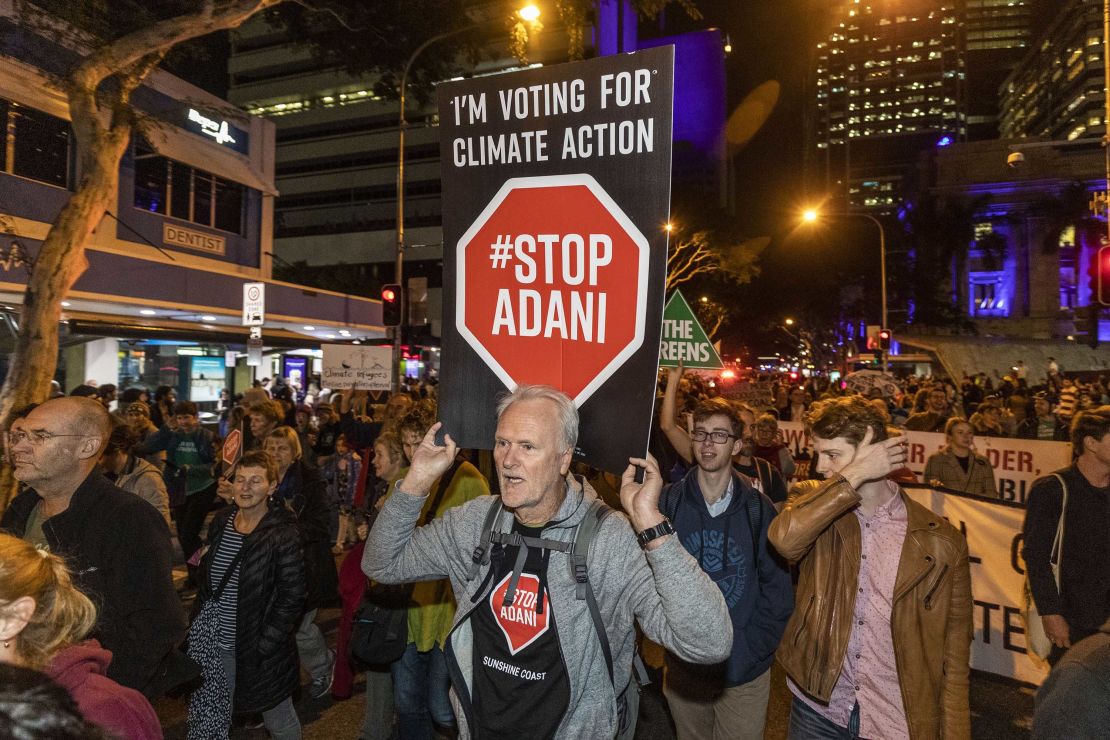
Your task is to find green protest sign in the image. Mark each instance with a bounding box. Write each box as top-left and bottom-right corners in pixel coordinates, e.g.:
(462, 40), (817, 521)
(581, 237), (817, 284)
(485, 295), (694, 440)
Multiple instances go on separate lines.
(658, 291), (724, 369)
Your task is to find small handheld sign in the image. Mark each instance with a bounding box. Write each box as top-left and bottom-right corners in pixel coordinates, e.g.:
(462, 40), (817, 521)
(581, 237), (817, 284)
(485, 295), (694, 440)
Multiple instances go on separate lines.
(221, 426), (242, 479)
(658, 291), (724, 369)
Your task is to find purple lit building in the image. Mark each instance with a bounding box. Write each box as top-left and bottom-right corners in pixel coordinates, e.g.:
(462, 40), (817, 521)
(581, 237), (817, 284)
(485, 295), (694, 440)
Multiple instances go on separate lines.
(908, 137), (1109, 355)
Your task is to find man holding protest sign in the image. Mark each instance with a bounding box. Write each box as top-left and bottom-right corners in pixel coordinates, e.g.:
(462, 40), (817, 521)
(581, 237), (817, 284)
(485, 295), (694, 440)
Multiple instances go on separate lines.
(363, 385), (731, 739)
(770, 397), (972, 740)
(1023, 406), (1110, 665)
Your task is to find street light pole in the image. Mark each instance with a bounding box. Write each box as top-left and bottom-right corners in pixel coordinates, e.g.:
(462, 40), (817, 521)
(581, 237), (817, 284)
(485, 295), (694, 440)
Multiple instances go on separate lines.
(394, 24), (478, 391)
(802, 208), (888, 372)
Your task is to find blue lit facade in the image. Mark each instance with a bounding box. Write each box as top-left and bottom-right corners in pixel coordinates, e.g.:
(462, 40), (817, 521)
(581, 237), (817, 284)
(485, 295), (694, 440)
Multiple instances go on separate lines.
(924, 138), (1109, 342)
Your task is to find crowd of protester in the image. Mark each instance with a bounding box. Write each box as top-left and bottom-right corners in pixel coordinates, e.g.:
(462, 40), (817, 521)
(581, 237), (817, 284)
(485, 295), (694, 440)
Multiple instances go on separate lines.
(0, 361), (1106, 739)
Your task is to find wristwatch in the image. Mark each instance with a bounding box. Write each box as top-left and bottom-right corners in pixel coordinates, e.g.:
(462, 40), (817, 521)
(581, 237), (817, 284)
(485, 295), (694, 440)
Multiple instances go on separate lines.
(636, 519), (675, 547)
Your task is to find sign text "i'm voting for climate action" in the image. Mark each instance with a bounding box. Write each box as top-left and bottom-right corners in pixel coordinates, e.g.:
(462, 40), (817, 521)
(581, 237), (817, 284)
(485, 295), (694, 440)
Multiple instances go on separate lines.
(448, 70), (658, 167)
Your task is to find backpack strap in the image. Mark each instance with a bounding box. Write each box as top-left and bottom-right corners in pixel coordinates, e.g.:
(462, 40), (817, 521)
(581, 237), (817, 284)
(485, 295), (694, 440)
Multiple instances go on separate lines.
(744, 483), (763, 570)
(570, 498), (615, 684)
(468, 497), (504, 582)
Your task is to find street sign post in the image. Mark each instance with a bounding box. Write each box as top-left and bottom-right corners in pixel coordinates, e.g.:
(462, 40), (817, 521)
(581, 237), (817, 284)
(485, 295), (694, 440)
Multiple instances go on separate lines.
(658, 291), (724, 369)
(242, 282), (265, 326)
(437, 47), (674, 473)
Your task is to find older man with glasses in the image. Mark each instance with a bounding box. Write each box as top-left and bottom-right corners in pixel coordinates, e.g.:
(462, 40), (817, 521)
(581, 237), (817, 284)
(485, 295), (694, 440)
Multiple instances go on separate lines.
(1, 396), (185, 697)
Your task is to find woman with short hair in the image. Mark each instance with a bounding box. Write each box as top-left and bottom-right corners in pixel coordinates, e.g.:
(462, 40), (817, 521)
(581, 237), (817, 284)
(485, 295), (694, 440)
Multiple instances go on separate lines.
(0, 533), (162, 739)
(190, 450), (306, 739)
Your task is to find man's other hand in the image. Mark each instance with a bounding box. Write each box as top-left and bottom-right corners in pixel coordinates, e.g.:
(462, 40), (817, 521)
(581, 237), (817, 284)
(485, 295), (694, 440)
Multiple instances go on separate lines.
(1042, 614), (1071, 649)
(838, 427), (908, 489)
(621, 454), (667, 537)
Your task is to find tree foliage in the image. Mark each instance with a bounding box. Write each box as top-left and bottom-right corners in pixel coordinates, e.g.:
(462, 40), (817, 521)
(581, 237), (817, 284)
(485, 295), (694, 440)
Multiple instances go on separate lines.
(666, 229), (766, 292)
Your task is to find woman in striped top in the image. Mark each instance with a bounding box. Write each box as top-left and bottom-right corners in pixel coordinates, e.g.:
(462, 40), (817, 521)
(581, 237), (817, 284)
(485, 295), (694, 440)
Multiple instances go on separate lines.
(194, 450), (306, 739)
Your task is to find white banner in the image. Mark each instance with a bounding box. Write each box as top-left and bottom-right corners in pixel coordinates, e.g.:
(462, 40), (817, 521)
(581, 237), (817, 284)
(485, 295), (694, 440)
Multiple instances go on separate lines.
(321, 344), (392, 391)
(903, 488), (1048, 685)
(778, 422), (1071, 504)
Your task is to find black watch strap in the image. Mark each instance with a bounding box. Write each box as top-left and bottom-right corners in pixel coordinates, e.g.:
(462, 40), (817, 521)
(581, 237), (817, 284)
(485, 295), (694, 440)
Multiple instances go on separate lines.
(636, 519), (675, 547)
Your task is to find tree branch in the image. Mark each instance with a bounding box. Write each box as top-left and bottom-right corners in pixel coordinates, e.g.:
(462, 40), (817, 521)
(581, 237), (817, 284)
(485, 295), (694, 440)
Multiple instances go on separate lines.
(67, 0), (284, 92)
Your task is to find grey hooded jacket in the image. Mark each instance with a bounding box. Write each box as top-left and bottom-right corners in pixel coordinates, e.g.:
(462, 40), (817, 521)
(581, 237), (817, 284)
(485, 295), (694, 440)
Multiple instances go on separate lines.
(364, 474), (732, 739)
(115, 457), (171, 525)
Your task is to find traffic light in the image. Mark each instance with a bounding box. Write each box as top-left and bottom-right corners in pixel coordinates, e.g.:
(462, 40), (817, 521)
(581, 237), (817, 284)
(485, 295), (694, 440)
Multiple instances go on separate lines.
(381, 283), (402, 327)
(878, 329), (892, 351)
(1098, 245), (1110, 306)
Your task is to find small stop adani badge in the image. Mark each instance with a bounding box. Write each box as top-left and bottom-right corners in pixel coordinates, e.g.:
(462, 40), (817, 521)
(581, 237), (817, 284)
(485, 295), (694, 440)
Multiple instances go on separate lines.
(438, 47), (674, 474)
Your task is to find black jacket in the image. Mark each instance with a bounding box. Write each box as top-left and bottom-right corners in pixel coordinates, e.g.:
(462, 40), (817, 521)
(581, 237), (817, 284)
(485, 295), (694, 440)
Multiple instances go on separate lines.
(274, 460), (339, 610)
(199, 505), (306, 714)
(1017, 416), (1069, 441)
(0, 471), (186, 695)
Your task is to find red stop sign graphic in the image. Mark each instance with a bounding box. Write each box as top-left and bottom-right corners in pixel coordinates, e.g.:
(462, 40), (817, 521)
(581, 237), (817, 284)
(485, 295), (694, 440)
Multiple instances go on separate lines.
(457, 174), (648, 406)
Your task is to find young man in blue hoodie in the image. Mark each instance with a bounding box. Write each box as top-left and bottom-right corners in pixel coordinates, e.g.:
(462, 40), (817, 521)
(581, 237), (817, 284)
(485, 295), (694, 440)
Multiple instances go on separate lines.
(660, 397), (794, 739)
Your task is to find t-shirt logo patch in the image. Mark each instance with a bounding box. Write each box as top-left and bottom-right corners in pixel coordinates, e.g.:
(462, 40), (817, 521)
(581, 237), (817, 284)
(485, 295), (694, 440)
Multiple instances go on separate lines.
(489, 572), (549, 655)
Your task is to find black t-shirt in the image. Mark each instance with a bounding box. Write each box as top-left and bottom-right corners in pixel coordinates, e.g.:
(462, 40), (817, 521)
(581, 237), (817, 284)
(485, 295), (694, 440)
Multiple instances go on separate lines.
(470, 521), (570, 738)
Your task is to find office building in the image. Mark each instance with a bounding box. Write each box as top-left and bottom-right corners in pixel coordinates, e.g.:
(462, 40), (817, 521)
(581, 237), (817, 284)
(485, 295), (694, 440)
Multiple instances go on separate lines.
(999, 0), (1105, 143)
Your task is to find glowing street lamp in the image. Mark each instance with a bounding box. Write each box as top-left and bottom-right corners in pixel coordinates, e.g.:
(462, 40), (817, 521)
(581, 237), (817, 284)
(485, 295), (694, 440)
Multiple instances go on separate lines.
(801, 205), (889, 372)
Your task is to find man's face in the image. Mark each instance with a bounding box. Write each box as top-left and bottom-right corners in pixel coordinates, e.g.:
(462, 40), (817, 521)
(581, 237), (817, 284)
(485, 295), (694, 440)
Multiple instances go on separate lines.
(790, 389), (806, 404)
(753, 422), (777, 447)
(175, 413), (198, 432)
(387, 396), (412, 420)
(316, 408), (333, 426)
(928, 390), (948, 413)
(493, 398), (572, 515)
(1034, 398), (1051, 417)
(693, 413), (742, 473)
(373, 442), (397, 479)
(812, 435), (860, 478)
(1084, 431), (1110, 468)
(249, 413), (269, 437)
(9, 404), (99, 485)
(401, 429), (423, 464)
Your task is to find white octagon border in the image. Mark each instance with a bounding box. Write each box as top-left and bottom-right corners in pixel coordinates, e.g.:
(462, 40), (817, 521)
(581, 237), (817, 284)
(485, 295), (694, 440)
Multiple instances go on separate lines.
(456, 173), (650, 408)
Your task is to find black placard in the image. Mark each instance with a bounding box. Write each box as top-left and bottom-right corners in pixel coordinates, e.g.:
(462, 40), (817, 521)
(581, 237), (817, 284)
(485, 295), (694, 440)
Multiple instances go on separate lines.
(437, 47), (673, 474)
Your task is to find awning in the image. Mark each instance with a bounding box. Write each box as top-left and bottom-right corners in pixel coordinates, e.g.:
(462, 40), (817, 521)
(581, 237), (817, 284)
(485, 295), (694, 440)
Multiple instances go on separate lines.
(146, 127), (278, 196)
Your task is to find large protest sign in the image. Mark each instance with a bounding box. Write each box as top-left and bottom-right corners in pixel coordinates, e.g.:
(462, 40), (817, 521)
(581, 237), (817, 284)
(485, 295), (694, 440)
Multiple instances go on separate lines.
(438, 48), (674, 473)
(658, 290), (723, 369)
(321, 344), (392, 391)
(903, 487), (1049, 685)
(778, 422), (1071, 503)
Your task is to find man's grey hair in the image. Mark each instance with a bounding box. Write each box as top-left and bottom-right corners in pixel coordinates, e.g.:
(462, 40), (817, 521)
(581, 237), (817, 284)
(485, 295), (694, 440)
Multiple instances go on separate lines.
(496, 384), (578, 451)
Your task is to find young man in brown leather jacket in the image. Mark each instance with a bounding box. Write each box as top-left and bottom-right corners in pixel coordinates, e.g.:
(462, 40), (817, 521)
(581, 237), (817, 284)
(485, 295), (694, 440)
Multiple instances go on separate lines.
(769, 397), (972, 740)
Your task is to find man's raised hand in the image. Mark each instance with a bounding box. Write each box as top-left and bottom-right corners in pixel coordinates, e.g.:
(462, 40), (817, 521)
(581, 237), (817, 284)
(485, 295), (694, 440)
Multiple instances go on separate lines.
(399, 422), (457, 497)
(620, 454), (667, 535)
(837, 426), (908, 489)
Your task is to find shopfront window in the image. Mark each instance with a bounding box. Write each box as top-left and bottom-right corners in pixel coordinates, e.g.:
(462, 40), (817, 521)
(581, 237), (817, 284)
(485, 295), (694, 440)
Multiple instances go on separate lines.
(1, 99), (71, 188)
(132, 142), (246, 234)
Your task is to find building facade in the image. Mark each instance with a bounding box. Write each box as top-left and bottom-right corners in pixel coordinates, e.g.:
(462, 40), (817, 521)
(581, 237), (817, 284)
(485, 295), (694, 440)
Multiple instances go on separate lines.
(923, 138), (1108, 343)
(809, 0), (1034, 210)
(0, 4), (383, 400)
(999, 0), (1105, 143)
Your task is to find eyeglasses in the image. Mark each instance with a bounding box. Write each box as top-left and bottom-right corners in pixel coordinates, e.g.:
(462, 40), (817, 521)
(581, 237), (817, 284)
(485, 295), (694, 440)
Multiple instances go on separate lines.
(691, 430), (738, 444)
(7, 430), (87, 447)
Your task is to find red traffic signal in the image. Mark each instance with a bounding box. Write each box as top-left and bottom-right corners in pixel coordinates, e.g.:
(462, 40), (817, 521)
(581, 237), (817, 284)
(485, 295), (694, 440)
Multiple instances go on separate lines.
(878, 329), (892, 351)
(1098, 245), (1110, 306)
(381, 283), (402, 327)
